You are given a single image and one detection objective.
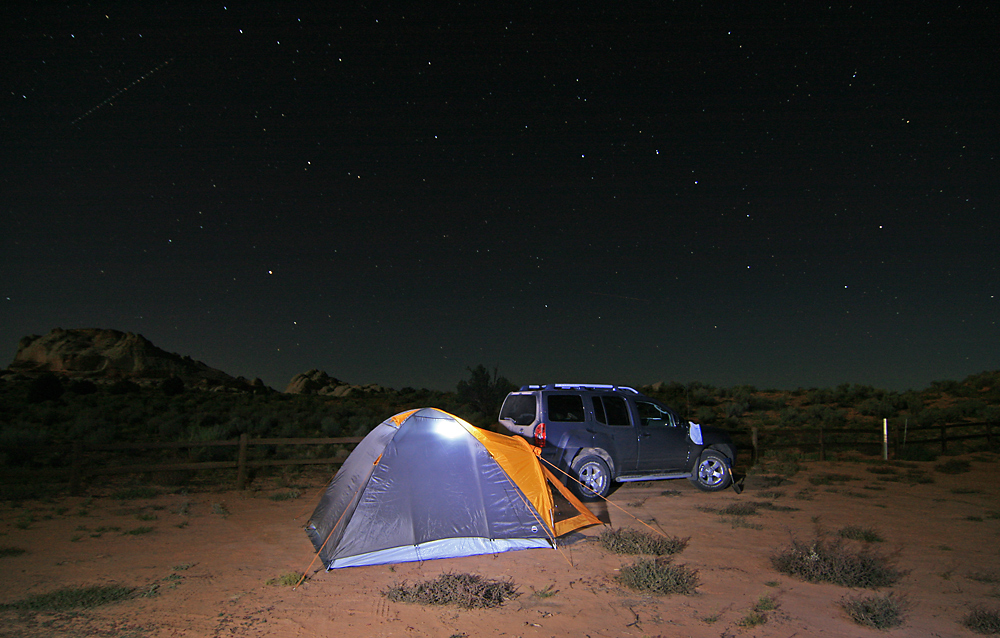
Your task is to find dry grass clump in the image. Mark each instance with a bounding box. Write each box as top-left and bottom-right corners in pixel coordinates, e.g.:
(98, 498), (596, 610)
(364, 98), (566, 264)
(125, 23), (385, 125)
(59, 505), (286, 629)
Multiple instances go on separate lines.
(599, 527), (689, 556)
(935, 459), (972, 475)
(837, 525), (885, 543)
(383, 573), (519, 609)
(963, 606), (1000, 634)
(0, 584), (143, 611)
(738, 594), (779, 627)
(615, 557), (699, 595)
(771, 537), (905, 589)
(266, 572), (304, 586)
(968, 570), (1000, 584)
(809, 473), (857, 486)
(840, 593), (907, 629)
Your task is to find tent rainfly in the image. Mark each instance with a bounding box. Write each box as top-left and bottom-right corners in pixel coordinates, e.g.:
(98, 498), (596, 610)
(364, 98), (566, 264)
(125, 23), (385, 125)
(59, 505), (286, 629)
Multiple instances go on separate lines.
(306, 407), (600, 569)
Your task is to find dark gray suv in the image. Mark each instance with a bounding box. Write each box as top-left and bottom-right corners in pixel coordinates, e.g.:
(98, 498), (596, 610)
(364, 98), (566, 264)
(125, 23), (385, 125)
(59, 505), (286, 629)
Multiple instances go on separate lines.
(499, 384), (737, 499)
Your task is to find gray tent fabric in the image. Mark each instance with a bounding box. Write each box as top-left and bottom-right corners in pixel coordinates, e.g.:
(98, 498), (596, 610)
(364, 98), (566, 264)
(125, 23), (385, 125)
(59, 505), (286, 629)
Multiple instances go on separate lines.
(306, 408), (553, 569)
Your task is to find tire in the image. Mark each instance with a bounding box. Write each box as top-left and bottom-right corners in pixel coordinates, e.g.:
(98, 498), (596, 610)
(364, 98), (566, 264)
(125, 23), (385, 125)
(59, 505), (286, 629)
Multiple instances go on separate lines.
(571, 454), (612, 500)
(689, 449), (733, 492)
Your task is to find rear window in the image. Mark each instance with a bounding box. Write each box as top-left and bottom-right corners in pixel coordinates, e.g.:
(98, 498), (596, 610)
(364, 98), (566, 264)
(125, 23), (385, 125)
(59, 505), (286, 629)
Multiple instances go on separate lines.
(547, 394), (585, 422)
(500, 394), (536, 425)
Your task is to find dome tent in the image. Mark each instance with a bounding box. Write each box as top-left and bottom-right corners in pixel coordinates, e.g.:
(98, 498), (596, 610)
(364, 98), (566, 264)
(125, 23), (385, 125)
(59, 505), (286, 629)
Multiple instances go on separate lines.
(306, 407), (599, 569)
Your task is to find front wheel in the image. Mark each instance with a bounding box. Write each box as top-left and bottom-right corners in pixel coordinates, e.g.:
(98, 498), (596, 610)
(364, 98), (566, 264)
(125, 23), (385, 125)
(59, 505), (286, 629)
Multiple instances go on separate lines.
(689, 449), (732, 492)
(571, 454), (612, 500)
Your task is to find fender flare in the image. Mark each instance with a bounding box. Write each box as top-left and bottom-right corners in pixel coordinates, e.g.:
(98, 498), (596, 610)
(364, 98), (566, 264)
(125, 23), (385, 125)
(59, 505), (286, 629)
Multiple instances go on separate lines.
(572, 446), (615, 477)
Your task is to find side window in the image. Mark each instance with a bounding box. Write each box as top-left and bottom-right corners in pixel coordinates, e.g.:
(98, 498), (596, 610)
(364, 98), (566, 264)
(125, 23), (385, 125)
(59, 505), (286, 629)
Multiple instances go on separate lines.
(636, 400), (677, 427)
(591, 396), (607, 424)
(547, 394), (585, 422)
(592, 396), (631, 426)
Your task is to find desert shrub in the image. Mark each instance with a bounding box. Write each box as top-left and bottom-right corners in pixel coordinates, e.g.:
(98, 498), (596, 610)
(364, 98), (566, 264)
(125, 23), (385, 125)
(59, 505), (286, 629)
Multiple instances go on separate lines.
(0, 546), (27, 558)
(895, 445), (938, 462)
(840, 593), (907, 629)
(858, 397), (898, 418)
(738, 594), (779, 627)
(266, 572), (303, 586)
(838, 526), (885, 542)
(695, 406), (716, 425)
(112, 486), (160, 500)
(0, 584), (139, 611)
(456, 365), (516, 419)
(599, 528), (688, 556)
(963, 606), (1000, 634)
(758, 475), (788, 488)
(771, 537), (905, 589)
(723, 401), (747, 418)
(269, 490), (301, 501)
(718, 502), (760, 516)
(968, 571), (1000, 584)
(866, 465), (897, 475)
(384, 573), (519, 609)
(108, 379), (141, 395)
(615, 557), (699, 595)
(27, 373), (65, 403)
(809, 473), (856, 486)
(934, 459), (971, 474)
(69, 380), (98, 395)
(160, 376), (185, 396)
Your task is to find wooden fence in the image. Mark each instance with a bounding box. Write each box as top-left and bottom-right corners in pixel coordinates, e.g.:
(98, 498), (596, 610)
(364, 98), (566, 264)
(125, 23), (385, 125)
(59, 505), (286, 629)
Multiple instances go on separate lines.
(1, 422), (995, 493)
(741, 421), (995, 464)
(1, 434), (364, 495)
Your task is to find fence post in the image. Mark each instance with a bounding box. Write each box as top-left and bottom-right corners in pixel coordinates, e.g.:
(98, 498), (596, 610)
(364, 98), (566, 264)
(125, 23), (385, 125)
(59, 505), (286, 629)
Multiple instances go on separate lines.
(751, 427), (759, 466)
(70, 439), (84, 496)
(940, 424), (948, 453)
(893, 425), (899, 458)
(818, 427), (825, 461)
(236, 433), (249, 490)
(883, 418), (888, 461)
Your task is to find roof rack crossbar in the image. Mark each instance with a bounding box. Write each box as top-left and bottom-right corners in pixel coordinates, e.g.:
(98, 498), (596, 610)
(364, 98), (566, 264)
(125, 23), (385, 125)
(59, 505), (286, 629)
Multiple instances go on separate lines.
(518, 383), (640, 394)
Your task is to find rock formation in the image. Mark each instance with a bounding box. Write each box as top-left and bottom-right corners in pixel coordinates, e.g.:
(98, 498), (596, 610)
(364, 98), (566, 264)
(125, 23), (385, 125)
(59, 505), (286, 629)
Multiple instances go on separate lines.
(7, 327), (264, 391)
(285, 369), (386, 396)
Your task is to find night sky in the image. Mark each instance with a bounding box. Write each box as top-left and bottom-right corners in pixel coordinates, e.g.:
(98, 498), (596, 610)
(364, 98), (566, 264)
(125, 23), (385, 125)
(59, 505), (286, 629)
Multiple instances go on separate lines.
(4, 3), (997, 392)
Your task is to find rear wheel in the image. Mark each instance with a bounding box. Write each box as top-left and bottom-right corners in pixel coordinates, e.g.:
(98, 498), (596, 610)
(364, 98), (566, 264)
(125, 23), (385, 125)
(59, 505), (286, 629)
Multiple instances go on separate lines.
(571, 454), (611, 500)
(689, 449), (732, 492)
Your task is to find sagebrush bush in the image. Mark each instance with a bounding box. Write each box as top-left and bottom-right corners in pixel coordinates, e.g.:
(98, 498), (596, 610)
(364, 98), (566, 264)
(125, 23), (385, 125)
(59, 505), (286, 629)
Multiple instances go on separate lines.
(384, 573), (519, 609)
(771, 537), (904, 588)
(840, 593), (907, 629)
(935, 459), (972, 474)
(599, 528), (689, 556)
(615, 557), (699, 595)
(838, 525), (885, 543)
(0, 584), (139, 611)
(963, 606), (1000, 634)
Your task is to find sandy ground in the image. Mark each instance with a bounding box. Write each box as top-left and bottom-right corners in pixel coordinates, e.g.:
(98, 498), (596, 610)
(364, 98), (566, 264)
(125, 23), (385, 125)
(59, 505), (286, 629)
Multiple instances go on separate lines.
(1, 453), (998, 638)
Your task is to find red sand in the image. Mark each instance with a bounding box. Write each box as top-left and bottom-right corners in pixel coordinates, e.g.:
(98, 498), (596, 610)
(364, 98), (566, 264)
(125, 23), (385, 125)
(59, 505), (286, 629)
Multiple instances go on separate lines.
(1, 453), (998, 637)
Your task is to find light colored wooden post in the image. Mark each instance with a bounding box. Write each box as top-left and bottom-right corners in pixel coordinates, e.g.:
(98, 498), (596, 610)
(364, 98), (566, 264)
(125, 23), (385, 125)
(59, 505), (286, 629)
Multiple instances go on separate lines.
(751, 427), (759, 466)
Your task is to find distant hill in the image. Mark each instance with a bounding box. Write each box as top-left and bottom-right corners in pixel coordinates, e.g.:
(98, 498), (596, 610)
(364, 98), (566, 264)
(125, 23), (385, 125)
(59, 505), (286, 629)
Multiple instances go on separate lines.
(6, 328), (266, 391)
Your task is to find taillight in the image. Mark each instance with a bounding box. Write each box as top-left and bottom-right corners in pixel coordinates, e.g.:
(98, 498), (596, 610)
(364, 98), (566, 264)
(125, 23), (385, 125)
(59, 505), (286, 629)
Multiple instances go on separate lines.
(533, 422), (546, 447)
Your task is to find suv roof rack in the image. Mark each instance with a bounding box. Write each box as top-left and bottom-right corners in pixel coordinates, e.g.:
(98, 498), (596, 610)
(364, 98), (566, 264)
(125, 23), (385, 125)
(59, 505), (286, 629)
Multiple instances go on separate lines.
(518, 383), (640, 394)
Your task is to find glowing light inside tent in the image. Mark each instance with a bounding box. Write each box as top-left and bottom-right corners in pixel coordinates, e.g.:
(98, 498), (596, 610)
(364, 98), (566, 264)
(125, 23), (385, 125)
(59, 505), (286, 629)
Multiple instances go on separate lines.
(431, 417), (467, 440)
